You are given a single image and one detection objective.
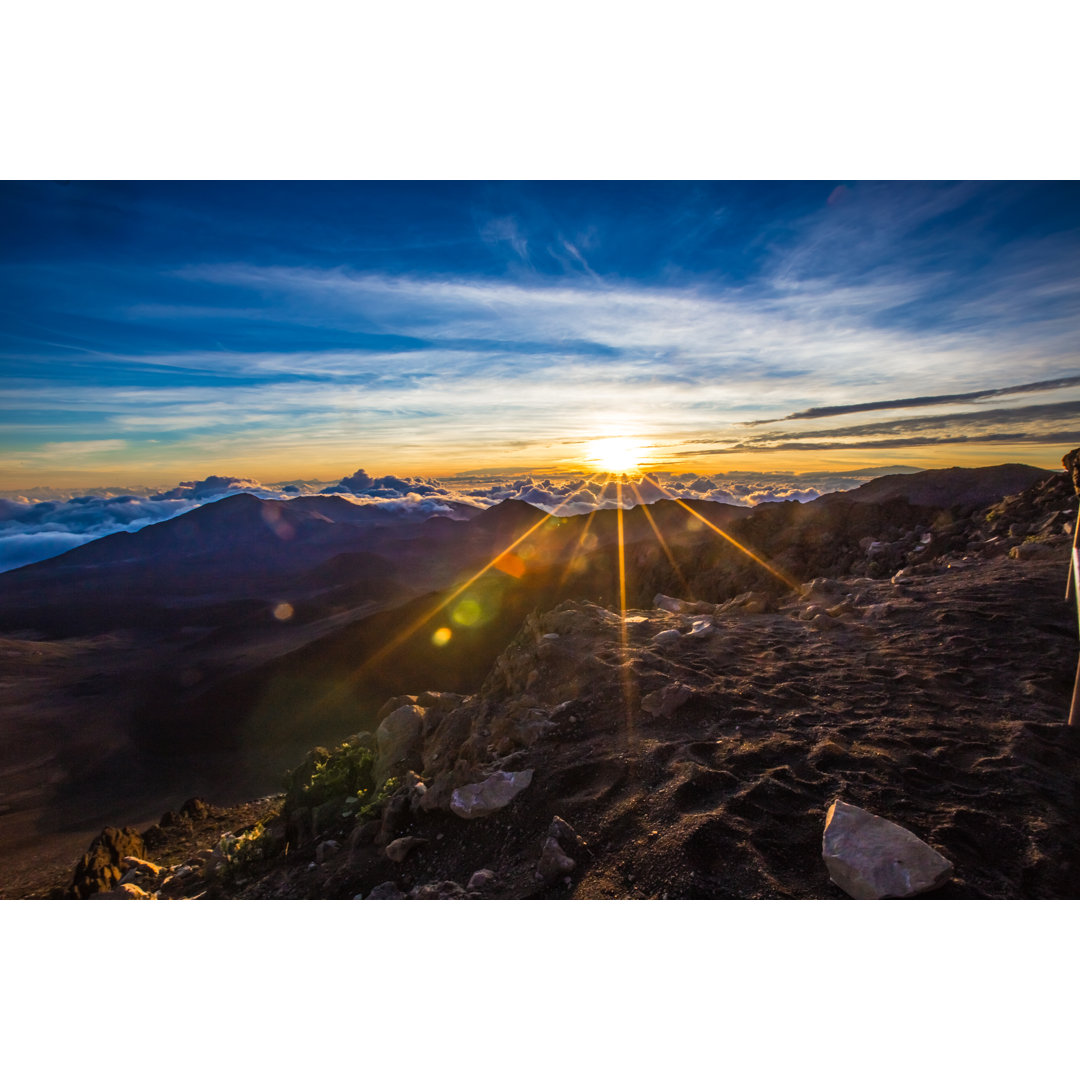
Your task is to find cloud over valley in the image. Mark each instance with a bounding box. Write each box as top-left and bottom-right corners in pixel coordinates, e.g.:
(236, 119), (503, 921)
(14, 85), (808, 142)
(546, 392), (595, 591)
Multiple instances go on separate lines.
(0, 465), (904, 573)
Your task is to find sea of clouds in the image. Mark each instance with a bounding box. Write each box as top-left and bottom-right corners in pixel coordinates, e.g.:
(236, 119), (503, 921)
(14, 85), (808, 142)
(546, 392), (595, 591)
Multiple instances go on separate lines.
(0, 466), (894, 574)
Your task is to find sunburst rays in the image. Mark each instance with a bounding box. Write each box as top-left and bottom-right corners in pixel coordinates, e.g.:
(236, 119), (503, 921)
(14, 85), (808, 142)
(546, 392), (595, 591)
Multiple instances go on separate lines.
(300, 464), (798, 757)
(354, 474), (600, 678)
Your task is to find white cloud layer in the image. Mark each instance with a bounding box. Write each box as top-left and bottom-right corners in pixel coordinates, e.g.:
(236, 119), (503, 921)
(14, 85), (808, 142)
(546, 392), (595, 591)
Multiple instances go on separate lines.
(0, 465), (890, 573)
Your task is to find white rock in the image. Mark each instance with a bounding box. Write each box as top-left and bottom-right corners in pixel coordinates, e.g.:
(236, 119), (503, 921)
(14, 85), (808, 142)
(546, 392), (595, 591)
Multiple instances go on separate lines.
(641, 682), (694, 718)
(450, 770), (534, 819)
(385, 836), (427, 862)
(685, 615), (714, 639)
(740, 594), (769, 615)
(650, 629), (681, 646)
(366, 881), (406, 900)
(654, 593), (687, 613)
(861, 603), (893, 621)
(89, 883), (154, 900)
(654, 594), (712, 615)
(467, 868), (497, 891)
(800, 577), (842, 598)
(547, 815), (582, 850)
(117, 856), (167, 887)
(822, 800), (953, 899)
(535, 837), (576, 881)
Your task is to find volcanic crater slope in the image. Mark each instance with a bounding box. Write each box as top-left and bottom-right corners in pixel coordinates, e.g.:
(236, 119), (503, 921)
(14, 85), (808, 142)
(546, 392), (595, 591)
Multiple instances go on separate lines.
(15, 460), (1080, 899)
(83, 518), (1080, 898)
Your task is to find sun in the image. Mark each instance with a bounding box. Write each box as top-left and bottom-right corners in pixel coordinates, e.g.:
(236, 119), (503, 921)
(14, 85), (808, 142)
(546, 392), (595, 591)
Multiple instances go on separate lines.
(584, 436), (646, 474)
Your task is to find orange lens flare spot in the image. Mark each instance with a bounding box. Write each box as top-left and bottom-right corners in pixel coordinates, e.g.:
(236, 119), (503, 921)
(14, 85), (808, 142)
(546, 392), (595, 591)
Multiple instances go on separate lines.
(431, 627), (452, 647)
(494, 551), (526, 578)
(272, 602), (294, 621)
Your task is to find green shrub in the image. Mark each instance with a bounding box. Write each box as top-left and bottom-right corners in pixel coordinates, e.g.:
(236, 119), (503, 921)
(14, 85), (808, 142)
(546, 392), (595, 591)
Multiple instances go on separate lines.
(284, 742), (377, 814)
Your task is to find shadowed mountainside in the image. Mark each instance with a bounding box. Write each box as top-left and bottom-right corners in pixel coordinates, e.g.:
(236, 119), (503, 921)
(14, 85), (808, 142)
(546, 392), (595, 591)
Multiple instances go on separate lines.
(41, 511), (1080, 900)
(814, 462), (1050, 508)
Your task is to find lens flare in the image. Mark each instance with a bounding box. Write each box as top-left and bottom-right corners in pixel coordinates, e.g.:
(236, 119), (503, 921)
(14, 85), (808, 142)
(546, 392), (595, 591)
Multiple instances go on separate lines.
(494, 551), (526, 578)
(451, 598), (483, 626)
(431, 627), (452, 647)
(352, 474), (602, 677)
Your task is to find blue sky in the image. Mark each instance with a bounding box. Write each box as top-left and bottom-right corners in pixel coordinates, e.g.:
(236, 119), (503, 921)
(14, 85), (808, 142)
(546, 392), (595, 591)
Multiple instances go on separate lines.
(3, 180), (1080, 488)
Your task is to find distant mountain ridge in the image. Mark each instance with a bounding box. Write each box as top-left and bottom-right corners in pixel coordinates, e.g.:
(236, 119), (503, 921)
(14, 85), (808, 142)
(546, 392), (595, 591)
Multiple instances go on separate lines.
(0, 464), (1058, 638)
(815, 463), (1052, 508)
(14, 492), (478, 573)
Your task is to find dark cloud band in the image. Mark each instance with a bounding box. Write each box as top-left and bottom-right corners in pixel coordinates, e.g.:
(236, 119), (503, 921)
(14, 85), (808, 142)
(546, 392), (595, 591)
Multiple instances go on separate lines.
(744, 374), (1080, 425)
(677, 429), (1080, 457)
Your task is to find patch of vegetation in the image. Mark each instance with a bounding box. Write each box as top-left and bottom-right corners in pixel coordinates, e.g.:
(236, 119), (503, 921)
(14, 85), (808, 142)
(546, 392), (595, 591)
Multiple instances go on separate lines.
(222, 818), (277, 867)
(214, 802), (287, 887)
(285, 743), (372, 810)
(284, 741), (403, 825)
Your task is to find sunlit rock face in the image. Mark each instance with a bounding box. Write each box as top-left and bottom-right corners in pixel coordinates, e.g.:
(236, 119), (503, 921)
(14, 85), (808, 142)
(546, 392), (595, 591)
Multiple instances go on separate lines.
(374, 704), (426, 788)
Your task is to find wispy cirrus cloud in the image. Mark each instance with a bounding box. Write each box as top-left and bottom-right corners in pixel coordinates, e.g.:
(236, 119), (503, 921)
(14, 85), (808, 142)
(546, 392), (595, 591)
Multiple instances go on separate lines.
(4, 182), (1080, 483)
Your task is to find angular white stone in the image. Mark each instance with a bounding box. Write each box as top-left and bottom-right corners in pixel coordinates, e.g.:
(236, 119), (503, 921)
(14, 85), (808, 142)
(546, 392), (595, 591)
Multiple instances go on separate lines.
(654, 594), (713, 615)
(641, 682), (693, 718)
(822, 800), (953, 899)
(384, 836), (426, 862)
(450, 769), (534, 819)
(467, 868), (497, 891)
(535, 837), (576, 881)
(654, 593), (688, 613)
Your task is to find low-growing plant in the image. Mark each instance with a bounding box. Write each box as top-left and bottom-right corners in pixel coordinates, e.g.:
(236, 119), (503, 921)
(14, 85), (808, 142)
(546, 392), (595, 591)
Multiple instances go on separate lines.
(216, 805), (288, 887)
(284, 742), (377, 813)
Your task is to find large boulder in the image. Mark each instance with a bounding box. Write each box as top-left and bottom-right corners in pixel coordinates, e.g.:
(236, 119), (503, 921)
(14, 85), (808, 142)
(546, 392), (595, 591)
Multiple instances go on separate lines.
(70, 827), (148, 899)
(374, 703), (426, 788)
(822, 800), (953, 899)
